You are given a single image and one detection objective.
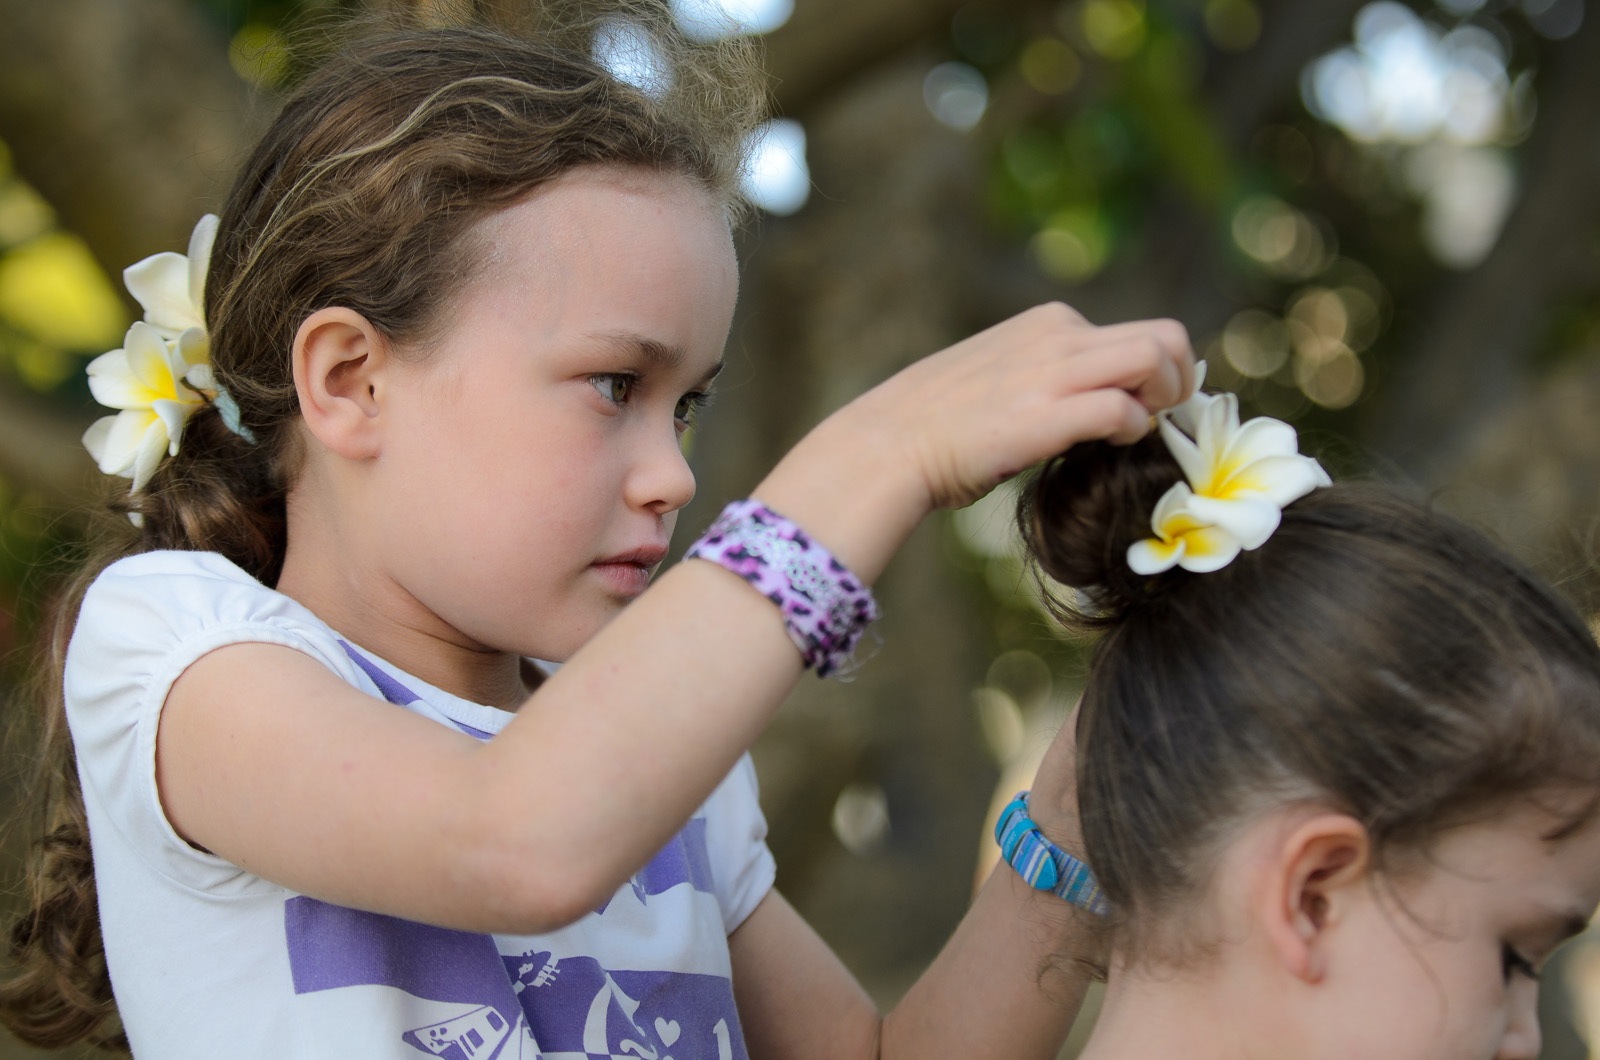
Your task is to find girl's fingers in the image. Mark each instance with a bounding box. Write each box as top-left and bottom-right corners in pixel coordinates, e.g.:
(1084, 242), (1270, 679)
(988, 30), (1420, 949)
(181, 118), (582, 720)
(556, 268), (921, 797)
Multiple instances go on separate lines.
(1078, 317), (1191, 370)
(1045, 327), (1193, 413)
(1034, 388), (1151, 455)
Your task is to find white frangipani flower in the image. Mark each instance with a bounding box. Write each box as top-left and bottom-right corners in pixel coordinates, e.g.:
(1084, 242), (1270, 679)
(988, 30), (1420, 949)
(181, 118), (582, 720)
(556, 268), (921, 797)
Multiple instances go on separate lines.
(84, 216), (223, 497)
(121, 213), (217, 368)
(82, 323), (209, 493)
(1128, 368), (1331, 575)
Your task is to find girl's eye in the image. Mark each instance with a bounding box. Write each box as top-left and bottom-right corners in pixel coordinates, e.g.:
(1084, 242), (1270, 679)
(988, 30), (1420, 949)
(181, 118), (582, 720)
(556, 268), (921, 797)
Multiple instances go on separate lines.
(675, 390), (712, 430)
(590, 373), (635, 405)
(1502, 944), (1540, 983)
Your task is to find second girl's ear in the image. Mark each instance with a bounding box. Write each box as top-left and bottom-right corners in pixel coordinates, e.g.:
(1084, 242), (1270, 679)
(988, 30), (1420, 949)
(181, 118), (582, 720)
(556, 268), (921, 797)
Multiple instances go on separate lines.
(292, 307), (391, 460)
(1258, 813), (1371, 985)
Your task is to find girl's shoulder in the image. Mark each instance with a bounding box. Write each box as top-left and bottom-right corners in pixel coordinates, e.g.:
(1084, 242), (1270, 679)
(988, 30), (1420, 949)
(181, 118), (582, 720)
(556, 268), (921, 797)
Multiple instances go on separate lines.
(85, 548), (308, 624)
(94, 547), (268, 588)
(70, 549), (357, 707)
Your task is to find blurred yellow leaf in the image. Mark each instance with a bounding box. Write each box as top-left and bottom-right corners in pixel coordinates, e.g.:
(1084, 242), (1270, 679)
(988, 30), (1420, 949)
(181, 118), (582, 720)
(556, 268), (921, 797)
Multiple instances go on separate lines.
(0, 232), (128, 353)
(0, 181), (55, 246)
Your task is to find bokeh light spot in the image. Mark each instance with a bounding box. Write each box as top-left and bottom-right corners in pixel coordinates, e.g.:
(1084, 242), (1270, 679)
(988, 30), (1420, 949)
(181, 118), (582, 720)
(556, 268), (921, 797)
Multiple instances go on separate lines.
(1295, 342), (1364, 408)
(671, 0), (793, 41)
(0, 232), (127, 352)
(832, 782), (890, 855)
(1080, 0), (1148, 60)
(1303, 2), (1513, 146)
(1223, 309), (1291, 379)
(1032, 207), (1111, 282)
(228, 24), (291, 89)
(1231, 195), (1334, 278)
(924, 62), (989, 131)
(593, 19), (673, 97)
(1020, 38), (1082, 95)
(740, 119), (810, 216)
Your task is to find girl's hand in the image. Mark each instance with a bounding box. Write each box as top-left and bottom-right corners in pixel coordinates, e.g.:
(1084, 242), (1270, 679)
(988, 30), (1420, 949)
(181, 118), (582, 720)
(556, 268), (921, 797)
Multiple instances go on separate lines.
(857, 303), (1193, 509)
(756, 303), (1194, 582)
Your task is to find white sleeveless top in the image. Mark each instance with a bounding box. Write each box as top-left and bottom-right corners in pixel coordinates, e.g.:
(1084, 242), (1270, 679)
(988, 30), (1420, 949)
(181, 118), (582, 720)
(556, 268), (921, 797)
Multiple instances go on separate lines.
(65, 550), (775, 1059)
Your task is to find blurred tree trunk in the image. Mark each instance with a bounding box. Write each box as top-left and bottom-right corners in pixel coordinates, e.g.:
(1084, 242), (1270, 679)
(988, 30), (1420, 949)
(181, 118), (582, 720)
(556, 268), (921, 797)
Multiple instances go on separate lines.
(0, 0), (258, 507)
(0, 0), (257, 283)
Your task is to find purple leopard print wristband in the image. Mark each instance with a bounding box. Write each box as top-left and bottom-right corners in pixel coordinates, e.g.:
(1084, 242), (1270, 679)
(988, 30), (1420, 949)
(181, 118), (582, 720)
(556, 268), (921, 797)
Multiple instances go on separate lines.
(685, 499), (879, 678)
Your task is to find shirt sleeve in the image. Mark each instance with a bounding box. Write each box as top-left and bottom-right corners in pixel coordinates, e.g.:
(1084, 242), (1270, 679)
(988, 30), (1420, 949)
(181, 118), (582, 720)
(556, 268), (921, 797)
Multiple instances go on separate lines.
(700, 753), (778, 934)
(64, 550), (368, 893)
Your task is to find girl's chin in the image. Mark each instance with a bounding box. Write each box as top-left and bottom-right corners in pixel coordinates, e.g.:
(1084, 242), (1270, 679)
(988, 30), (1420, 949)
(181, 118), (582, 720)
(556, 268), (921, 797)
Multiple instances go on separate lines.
(588, 561), (653, 599)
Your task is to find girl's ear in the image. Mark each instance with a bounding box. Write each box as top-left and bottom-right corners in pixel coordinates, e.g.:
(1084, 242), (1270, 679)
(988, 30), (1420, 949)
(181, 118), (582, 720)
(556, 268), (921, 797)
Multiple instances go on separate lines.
(293, 307), (390, 460)
(1259, 813), (1371, 985)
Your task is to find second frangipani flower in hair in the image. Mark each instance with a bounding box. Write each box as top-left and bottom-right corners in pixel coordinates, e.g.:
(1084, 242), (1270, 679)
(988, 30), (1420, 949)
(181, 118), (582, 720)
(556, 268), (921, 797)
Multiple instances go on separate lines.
(1128, 365), (1331, 575)
(81, 215), (219, 493)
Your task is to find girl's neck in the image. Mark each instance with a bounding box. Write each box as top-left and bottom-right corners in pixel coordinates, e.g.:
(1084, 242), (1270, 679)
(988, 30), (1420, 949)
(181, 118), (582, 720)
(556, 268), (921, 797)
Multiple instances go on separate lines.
(275, 497), (539, 712)
(1077, 961), (1285, 1060)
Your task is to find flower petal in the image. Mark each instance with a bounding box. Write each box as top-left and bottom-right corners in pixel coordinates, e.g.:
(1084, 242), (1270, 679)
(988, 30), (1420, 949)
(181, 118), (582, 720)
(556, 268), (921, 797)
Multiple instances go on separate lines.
(81, 415), (117, 466)
(184, 362), (216, 392)
(129, 418), (170, 492)
(123, 252), (198, 338)
(1158, 416), (1208, 490)
(1129, 535), (1185, 575)
(98, 409), (157, 476)
(1224, 454), (1331, 508)
(151, 398), (194, 457)
(1216, 417), (1300, 488)
(186, 214), (218, 313)
(176, 325), (210, 371)
(124, 323), (178, 398)
(1185, 493), (1282, 550)
(1194, 391), (1241, 467)
(1151, 483), (1229, 544)
(1175, 526), (1243, 572)
(86, 349), (154, 410)
(1166, 361), (1212, 437)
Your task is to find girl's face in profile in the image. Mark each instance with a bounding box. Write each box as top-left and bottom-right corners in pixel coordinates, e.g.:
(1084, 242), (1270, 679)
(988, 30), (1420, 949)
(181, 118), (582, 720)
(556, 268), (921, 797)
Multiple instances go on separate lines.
(1315, 803), (1600, 1060)
(365, 165), (738, 662)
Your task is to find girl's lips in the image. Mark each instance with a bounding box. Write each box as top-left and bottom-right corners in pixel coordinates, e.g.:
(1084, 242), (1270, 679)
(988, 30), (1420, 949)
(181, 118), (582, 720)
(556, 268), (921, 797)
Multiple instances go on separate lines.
(589, 546), (668, 597)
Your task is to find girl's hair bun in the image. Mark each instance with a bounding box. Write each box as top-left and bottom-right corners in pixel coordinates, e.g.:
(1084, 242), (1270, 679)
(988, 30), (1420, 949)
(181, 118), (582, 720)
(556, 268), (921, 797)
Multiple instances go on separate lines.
(1017, 432), (1185, 626)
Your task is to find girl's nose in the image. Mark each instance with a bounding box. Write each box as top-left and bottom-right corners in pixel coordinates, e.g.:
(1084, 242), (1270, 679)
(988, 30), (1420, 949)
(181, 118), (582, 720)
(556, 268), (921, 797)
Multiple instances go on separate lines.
(626, 425), (697, 515)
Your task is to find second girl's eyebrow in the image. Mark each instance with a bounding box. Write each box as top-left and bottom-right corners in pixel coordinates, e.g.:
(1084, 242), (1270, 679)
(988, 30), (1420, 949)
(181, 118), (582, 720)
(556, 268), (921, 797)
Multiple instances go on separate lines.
(592, 332), (725, 387)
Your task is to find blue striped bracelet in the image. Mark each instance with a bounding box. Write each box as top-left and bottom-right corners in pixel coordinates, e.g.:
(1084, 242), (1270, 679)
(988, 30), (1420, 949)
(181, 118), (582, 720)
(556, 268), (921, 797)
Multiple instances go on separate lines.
(995, 791), (1110, 915)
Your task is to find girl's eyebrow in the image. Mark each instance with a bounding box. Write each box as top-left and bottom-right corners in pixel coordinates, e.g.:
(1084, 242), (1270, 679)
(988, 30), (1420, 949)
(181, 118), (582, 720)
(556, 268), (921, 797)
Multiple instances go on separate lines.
(591, 332), (725, 386)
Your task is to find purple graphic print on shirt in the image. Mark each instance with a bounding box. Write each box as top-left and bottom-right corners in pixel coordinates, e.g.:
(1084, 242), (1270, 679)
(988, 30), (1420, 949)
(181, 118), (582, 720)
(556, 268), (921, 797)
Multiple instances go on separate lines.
(503, 948), (747, 1059)
(290, 643), (751, 1059)
(338, 640), (494, 739)
(595, 818), (716, 915)
(285, 898), (524, 1059)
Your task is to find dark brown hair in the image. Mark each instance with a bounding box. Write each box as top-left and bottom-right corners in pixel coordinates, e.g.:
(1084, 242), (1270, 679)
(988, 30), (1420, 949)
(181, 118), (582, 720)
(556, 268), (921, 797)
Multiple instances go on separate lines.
(1020, 432), (1600, 959)
(1, 13), (763, 1047)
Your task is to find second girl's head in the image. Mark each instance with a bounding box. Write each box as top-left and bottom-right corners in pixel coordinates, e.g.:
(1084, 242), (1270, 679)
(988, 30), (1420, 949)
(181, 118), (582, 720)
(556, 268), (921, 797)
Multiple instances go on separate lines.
(1021, 426), (1600, 1059)
(127, 20), (761, 660)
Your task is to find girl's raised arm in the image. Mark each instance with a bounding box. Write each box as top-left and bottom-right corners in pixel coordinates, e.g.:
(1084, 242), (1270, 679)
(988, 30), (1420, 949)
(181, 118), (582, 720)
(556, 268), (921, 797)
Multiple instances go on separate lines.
(157, 303), (1191, 933)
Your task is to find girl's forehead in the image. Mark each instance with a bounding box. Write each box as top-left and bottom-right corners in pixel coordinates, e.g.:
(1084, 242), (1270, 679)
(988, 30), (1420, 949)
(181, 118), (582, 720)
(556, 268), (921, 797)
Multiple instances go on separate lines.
(433, 165), (739, 362)
(466, 166), (735, 295)
(1422, 802), (1600, 922)
(490, 165), (730, 248)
